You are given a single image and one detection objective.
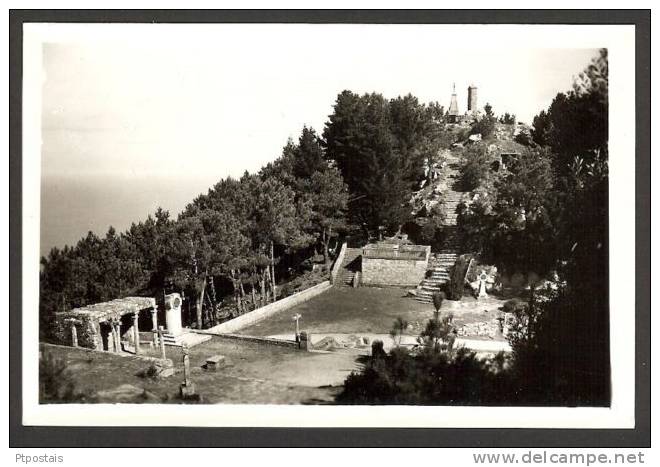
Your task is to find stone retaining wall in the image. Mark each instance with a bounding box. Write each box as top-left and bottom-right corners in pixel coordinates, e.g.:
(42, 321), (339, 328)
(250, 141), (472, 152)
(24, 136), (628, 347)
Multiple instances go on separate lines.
(192, 331), (299, 349)
(330, 242), (347, 285)
(205, 280), (332, 334)
(361, 257), (429, 287)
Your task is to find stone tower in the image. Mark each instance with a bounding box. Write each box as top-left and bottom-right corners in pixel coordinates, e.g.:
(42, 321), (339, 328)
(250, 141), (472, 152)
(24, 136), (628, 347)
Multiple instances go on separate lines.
(467, 84), (478, 112)
(448, 83), (460, 123)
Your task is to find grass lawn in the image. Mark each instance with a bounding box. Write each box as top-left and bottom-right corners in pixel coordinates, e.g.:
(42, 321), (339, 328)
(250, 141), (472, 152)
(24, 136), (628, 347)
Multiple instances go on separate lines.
(41, 337), (359, 404)
(240, 286), (511, 338)
(241, 287), (434, 337)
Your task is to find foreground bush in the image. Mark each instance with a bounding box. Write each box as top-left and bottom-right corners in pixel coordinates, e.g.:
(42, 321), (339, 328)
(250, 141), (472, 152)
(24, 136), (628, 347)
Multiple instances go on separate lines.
(337, 345), (512, 405)
(39, 351), (93, 403)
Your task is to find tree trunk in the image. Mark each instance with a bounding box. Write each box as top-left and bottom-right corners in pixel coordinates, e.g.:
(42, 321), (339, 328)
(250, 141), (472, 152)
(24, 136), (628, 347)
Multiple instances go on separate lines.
(270, 241), (277, 301)
(259, 268), (266, 306)
(208, 275), (217, 325)
(264, 267), (272, 305)
(196, 279), (206, 329)
(251, 281), (257, 308)
(239, 276), (247, 311)
(204, 293), (213, 326)
(323, 227), (332, 266)
(230, 269), (242, 314)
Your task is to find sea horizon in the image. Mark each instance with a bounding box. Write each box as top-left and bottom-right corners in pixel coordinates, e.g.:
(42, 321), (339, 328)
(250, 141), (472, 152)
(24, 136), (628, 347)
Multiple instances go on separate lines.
(39, 172), (223, 258)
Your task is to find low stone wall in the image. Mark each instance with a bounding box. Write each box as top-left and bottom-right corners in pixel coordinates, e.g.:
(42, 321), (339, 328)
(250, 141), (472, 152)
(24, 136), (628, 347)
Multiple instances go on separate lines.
(192, 331), (299, 349)
(361, 257), (429, 287)
(330, 242), (347, 285)
(205, 280), (332, 334)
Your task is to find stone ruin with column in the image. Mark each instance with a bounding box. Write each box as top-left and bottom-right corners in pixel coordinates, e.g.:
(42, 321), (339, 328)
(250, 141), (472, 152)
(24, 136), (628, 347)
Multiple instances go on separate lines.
(53, 297), (157, 354)
(53, 293), (210, 354)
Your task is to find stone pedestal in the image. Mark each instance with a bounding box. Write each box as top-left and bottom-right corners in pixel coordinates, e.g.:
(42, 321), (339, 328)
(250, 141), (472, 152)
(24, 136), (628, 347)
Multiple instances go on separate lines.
(299, 331), (312, 351)
(179, 383), (196, 398)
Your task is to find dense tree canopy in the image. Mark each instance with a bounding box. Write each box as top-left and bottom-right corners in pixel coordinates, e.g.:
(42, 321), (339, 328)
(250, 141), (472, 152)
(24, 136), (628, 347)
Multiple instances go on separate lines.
(323, 91), (446, 235)
(532, 50), (608, 174)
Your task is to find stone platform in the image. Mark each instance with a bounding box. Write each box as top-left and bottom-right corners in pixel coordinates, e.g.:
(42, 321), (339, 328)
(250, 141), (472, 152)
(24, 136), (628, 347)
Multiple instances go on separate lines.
(162, 330), (212, 348)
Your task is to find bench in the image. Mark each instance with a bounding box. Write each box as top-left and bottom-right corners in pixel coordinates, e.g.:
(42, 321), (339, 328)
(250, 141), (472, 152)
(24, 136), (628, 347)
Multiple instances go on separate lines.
(205, 355), (226, 371)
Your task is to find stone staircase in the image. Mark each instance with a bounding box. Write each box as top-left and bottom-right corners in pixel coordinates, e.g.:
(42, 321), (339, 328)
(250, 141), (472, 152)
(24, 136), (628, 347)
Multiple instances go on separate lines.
(443, 191), (463, 226)
(336, 247), (362, 287)
(413, 152), (466, 303)
(414, 252), (457, 303)
(161, 330), (212, 347)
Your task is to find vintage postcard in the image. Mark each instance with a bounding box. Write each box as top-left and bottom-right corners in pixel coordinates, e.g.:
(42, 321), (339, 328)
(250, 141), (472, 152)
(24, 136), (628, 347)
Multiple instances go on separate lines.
(19, 21), (637, 429)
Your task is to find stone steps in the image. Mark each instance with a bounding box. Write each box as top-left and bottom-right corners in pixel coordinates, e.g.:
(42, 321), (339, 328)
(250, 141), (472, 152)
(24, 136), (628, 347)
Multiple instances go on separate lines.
(341, 271), (356, 286)
(336, 248), (361, 288)
(161, 331), (212, 347)
(420, 283), (448, 291)
(425, 273), (448, 280)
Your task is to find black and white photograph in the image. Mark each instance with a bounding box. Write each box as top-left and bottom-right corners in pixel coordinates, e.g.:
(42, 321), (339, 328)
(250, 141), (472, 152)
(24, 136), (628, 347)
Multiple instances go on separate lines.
(11, 12), (648, 442)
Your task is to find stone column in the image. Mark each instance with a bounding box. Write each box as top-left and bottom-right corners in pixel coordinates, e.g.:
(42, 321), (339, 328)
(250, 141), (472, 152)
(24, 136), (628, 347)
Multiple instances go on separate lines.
(66, 319), (79, 347)
(182, 345), (191, 387)
(292, 313), (301, 342)
(112, 319), (121, 353)
(108, 321), (116, 352)
(70, 322), (78, 347)
(179, 344), (196, 398)
(104, 324), (113, 352)
(157, 326), (167, 360)
(133, 312), (140, 355)
(151, 308), (158, 346)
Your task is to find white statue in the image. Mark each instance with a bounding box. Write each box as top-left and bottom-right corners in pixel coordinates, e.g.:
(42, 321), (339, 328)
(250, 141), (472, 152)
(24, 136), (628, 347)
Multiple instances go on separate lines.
(477, 271), (489, 298)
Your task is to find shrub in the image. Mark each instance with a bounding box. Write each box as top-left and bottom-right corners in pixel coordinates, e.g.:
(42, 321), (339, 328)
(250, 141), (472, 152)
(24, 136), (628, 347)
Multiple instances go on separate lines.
(39, 351), (91, 403)
(432, 291), (445, 313)
(137, 363), (160, 379)
(371, 340), (386, 359)
(389, 317), (409, 346)
(458, 146), (491, 191)
(337, 340), (513, 405)
(447, 254), (472, 300)
(470, 105), (497, 139)
(499, 113), (516, 124)
(514, 131), (534, 147)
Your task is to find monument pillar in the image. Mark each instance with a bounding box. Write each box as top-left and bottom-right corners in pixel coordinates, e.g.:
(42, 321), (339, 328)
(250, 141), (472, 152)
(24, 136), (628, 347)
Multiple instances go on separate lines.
(179, 344), (196, 398)
(164, 293), (183, 336)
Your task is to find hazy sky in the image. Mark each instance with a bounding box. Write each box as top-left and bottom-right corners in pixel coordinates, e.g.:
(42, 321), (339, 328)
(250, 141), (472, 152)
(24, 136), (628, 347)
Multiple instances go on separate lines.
(41, 25), (598, 183)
